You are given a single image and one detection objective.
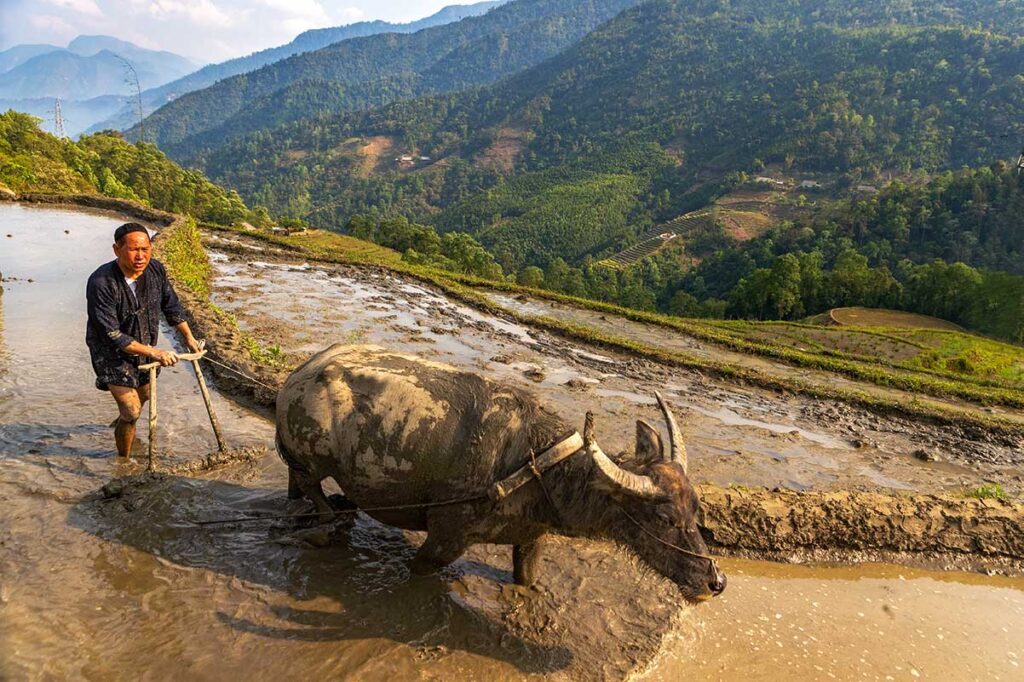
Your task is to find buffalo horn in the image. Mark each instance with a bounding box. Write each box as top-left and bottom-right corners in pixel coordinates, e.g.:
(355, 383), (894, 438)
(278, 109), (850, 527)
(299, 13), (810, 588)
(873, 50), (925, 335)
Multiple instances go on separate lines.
(654, 391), (688, 472)
(589, 441), (665, 500)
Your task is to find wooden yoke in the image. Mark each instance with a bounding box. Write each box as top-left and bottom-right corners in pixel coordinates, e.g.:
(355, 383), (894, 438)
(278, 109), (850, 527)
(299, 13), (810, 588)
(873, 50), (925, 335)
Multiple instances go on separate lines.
(489, 432), (584, 502)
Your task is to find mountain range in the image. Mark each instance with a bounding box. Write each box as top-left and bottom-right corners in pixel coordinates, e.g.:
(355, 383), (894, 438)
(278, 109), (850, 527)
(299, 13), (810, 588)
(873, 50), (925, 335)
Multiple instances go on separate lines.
(85, 1), (508, 134)
(128, 0), (648, 155)
(0, 36), (197, 100)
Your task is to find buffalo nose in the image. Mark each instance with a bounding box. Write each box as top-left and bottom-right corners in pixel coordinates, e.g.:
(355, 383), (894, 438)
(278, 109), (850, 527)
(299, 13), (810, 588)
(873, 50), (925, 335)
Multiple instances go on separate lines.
(709, 571), (727, 596)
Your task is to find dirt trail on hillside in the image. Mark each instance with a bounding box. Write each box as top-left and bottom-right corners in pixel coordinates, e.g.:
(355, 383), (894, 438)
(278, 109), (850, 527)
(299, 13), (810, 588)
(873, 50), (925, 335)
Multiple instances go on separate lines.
(207, 235), (1024, 501)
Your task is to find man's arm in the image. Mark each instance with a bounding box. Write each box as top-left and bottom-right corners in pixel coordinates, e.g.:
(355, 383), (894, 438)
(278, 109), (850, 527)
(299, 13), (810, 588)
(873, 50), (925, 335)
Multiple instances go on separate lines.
(123, 340), (180, 366)
(157, 262), (202, 353)
(174, 320), (202, 354)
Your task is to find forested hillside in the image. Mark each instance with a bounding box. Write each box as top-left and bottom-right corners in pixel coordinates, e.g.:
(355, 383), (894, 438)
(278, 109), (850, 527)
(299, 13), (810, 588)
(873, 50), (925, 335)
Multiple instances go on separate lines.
(124, 0), (1024, 342)
(133, 0), (645, 158)
(201, 0), (1024, 273)
(0, 111), (255, 226)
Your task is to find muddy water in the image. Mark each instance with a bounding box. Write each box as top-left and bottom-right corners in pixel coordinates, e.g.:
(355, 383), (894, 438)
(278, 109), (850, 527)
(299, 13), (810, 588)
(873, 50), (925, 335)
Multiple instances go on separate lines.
(644, 559), (1024, 680)
(3, 204), (1023, 681)
(0, 204), (683, 680)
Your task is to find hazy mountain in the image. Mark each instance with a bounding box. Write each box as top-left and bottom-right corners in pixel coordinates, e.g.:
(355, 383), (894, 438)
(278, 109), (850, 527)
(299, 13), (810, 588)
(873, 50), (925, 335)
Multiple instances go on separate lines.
(0, 36), (196, 100)
(130, 0), (645, 157)
(0, 44), (61, 74)
(85, 1), (506, 134)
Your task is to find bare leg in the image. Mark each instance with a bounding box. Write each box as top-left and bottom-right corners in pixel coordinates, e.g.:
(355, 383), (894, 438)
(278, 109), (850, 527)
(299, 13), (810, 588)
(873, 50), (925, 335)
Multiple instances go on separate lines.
(513, 540), (542, 587)
(109, 385), (146, 458)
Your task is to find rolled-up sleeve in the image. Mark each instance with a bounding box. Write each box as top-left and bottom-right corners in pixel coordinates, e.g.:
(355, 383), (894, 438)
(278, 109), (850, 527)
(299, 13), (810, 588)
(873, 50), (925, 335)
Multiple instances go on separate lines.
(86, 276), (134, 350)
(158, 265), (188, 327)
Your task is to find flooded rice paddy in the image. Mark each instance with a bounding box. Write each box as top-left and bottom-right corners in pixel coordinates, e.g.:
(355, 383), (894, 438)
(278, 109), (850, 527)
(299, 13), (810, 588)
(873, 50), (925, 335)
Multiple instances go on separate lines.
(1, 203), (1022, 680)
(210, 244), (1023, 497)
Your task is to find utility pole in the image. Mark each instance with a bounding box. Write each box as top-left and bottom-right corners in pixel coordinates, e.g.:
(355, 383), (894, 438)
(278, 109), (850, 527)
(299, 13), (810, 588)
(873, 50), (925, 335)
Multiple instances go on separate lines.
(53, 98), (67, 139)
(114, 53), (145, 143)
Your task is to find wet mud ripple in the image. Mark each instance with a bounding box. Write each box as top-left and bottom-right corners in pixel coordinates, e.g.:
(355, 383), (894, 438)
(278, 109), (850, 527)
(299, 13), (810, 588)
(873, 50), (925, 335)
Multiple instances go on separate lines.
(72, 471), (684, 680)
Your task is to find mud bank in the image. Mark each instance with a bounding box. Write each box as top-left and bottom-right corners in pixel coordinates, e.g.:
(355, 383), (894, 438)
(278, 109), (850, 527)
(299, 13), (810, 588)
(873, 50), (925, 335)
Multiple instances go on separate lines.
(699, 486), (1024, 573)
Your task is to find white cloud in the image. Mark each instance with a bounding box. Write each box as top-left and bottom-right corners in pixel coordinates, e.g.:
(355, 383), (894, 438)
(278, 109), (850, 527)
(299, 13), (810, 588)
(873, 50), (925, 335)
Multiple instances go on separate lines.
(28, 13), (79, 37)
(261, 0), (328, 20)
(41, 0), (103, 17)
(146, 0), (232, 27)
(335, 6), (366, 22)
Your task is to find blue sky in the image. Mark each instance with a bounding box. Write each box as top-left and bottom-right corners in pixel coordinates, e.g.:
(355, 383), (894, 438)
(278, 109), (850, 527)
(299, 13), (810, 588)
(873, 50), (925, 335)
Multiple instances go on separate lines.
(0, 0), (459, 63)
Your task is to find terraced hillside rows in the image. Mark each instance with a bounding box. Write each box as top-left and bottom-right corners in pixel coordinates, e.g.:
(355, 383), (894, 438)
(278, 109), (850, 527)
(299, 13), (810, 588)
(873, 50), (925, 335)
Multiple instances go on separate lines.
(601, 205), (776, 268)
(598, 232), (678, 268)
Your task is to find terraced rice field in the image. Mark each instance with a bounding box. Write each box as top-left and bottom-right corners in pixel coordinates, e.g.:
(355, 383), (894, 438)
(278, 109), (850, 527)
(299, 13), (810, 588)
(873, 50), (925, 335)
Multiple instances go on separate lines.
(827, 307), (964, 331)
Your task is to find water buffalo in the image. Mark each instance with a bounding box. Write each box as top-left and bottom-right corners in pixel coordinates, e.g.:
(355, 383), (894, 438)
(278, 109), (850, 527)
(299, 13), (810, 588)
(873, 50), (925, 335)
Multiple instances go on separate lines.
(275, 344), (725, 602)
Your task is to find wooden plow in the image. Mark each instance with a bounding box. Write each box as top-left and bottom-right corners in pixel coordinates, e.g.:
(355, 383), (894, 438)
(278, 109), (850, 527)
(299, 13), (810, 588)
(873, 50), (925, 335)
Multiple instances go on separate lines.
(138, 350), (227, 471)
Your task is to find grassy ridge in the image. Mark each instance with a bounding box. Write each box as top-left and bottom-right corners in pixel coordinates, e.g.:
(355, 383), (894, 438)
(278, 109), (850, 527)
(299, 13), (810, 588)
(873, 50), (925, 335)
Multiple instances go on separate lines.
(162, 216), (213, 298)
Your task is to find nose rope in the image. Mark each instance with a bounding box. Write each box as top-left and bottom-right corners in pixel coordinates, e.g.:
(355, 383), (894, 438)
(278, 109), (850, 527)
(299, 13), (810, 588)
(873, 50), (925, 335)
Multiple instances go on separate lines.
(618, 507), (717, 564)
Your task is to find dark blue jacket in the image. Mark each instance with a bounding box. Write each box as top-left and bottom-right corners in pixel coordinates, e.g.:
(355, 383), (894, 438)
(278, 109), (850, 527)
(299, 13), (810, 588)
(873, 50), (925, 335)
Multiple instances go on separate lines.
(85, 258), (187, 366)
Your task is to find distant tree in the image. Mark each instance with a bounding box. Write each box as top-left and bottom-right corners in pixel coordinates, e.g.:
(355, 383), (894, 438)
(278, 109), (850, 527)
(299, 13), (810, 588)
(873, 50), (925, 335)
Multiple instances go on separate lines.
(517, 266), (545, 288)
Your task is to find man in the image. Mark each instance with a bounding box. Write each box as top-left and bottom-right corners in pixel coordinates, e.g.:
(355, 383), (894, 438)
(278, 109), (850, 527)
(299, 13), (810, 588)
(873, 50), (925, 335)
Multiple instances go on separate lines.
(86, 222), (203, 457)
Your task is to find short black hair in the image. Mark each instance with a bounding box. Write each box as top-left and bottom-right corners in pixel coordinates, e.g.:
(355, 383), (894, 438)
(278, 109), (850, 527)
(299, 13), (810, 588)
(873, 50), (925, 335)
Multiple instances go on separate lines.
(114, 222), (151, 244)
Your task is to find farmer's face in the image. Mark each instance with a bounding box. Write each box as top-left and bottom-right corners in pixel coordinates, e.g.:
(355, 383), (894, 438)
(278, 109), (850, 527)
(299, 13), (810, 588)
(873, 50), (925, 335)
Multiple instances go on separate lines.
(114, 231), (152, 277)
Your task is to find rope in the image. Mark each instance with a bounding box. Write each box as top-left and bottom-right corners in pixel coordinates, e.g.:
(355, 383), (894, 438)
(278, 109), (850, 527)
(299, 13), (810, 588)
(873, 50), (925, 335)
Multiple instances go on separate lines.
(201, 355), (280, 392)
(529, 448), (565, 526)
(192, 493), (489, 526)
(194, 434), (584, 527)
(619, 506), (717, 564)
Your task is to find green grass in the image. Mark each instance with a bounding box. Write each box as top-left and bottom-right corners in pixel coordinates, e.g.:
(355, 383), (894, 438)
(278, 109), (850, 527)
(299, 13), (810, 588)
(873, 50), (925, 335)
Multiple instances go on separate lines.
(161, 217), (213, 299)
(901, 332), (1024, 384)
(964, 484), (1009, 501)
(241, 336), (288, 368)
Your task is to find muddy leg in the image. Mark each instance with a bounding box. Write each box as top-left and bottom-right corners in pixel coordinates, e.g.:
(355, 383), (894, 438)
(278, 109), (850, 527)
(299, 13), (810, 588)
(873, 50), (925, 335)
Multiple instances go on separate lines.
(295, 475), (335, 521)
(287, 468), (304, 500)
(411, 532), (468, 576)
(513, 540), (542, 587)
(109, 385), (143, 458)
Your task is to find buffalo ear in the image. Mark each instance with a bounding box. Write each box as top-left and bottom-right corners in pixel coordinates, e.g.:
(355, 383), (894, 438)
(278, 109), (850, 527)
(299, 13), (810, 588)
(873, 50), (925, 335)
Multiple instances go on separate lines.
(635, 419), (663, 466)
